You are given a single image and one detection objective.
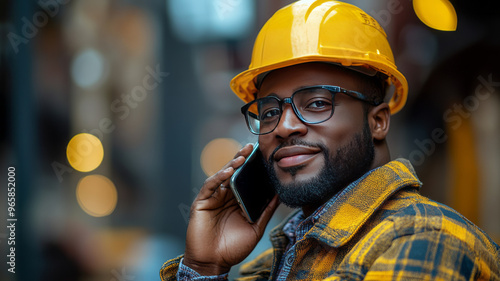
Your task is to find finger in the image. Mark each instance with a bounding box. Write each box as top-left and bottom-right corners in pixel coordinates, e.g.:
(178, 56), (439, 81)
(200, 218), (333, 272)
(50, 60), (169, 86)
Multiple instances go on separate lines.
(212, 178), (231, 198)
(216, 143), (253, 174)
(197, 144), (253, 200)
(253, 195), (280, 231)
(216, 143), (253, 177)
(197, 166), (235, 201)
(233, 143), (254, 159)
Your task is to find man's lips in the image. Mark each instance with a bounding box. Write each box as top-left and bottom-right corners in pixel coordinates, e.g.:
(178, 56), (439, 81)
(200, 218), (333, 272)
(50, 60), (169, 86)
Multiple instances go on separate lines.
(273, 145), (322, 168)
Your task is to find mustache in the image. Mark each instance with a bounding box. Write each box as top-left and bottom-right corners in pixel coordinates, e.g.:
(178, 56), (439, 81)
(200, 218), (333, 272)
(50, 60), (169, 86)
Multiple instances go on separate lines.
(269, 139), (326, 163)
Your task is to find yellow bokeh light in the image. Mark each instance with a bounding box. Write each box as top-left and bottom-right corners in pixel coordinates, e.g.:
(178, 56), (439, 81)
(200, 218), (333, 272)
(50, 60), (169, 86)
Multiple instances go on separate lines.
(413, 0), (457, 31)
(76, 175), (118, 217)
(200, 138), (242, 176)
(67, 133), (104, 172)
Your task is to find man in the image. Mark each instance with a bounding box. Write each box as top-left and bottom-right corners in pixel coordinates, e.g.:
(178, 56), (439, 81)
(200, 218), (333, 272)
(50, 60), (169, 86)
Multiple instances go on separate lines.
(161, 1), (500, 280)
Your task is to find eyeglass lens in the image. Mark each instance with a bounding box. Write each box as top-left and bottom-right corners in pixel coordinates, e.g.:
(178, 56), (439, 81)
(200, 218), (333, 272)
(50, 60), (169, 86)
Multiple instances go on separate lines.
(245, 87), (335, 135)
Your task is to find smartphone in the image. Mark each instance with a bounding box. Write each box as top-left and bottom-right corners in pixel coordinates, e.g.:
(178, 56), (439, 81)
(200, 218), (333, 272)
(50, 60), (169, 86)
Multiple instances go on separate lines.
(230, 143), (276, 223)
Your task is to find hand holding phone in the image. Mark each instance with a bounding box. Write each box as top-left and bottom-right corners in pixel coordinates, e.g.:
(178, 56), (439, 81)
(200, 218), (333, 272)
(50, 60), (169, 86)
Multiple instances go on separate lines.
(184, 143), (279, 275)
(230, 143), (276, 223)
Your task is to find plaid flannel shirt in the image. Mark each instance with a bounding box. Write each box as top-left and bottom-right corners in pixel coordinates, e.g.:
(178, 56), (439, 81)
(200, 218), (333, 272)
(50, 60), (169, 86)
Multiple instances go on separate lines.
(160, 159), (500, 280)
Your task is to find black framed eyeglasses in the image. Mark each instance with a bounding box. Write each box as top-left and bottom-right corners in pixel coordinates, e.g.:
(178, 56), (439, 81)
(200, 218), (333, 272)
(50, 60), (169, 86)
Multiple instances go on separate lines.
(241, 85), (382, 135)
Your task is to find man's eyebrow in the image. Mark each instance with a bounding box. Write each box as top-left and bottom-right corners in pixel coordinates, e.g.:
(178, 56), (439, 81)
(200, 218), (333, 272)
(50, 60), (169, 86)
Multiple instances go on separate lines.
(256, 92), (278, 99)
(258, 85), (319, 98)
(266, 93), (280, 98)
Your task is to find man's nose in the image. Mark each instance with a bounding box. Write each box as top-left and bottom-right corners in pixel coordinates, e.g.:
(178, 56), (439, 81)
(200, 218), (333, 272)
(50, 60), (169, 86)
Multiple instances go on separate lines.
(273, 105), (307, 138)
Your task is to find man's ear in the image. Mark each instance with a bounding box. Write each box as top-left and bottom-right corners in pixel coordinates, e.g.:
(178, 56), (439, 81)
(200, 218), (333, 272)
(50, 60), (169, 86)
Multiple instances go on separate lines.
(368, 103), (390, 141)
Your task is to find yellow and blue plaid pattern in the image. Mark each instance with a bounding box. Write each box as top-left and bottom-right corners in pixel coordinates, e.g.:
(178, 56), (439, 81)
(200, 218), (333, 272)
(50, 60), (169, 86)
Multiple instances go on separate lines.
(160, 159), (500, 280)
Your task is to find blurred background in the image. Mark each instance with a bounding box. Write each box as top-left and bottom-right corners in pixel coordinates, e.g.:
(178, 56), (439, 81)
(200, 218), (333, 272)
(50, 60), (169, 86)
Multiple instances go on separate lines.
(1, 0), (499, 280)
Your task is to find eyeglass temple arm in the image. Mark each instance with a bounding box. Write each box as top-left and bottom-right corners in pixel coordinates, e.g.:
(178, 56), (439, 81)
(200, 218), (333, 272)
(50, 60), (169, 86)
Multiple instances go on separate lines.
(241, 102), (264, 120)
(339, 88), (383, 106)
(247, 111), (259, 120)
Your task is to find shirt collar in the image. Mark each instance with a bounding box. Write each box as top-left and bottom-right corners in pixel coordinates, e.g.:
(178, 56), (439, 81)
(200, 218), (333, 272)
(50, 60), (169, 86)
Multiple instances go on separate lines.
(307, 158), (422, 247)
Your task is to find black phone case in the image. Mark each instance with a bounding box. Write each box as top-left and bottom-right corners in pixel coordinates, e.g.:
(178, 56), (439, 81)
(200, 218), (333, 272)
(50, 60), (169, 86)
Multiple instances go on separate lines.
(230, 143), (275, 223)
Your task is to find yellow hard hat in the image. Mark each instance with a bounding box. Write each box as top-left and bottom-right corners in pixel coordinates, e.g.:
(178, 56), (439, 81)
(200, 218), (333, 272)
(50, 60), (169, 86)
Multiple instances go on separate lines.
(230, 0), (408, 114)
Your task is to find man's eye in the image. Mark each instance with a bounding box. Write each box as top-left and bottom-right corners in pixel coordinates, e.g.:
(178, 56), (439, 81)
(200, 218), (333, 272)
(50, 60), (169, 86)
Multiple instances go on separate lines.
(261, 108), (280, 121)
(305, 99), (332, 110)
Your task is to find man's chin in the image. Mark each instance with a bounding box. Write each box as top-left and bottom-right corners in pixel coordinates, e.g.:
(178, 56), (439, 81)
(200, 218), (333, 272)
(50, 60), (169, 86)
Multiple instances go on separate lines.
(275, 164), (317, 182)
(273, 176), (330, 209)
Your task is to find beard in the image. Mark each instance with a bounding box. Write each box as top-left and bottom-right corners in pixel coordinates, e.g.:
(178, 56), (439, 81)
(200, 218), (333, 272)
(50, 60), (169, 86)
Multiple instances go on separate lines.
(263, 120), (375, 209)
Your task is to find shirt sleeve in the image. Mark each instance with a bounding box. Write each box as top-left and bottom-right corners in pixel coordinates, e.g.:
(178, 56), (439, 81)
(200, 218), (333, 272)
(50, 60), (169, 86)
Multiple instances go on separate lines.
(160, 255), (183, 281)
(176, 258), (229, 281)
(160, 256), (229, 281)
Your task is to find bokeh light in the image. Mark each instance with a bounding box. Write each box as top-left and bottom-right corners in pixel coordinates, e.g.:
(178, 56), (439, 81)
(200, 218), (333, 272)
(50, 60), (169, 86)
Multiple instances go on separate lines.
(413, 0), (457, 31)
(76, 175), (118, 217)
(67, 133), (104, 172)
(200, 138), (242, 176)
(71, 48), (106, 88)
(167, 0), (254, 43)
